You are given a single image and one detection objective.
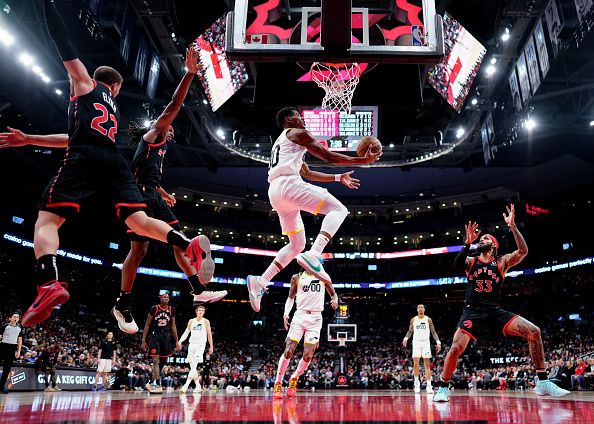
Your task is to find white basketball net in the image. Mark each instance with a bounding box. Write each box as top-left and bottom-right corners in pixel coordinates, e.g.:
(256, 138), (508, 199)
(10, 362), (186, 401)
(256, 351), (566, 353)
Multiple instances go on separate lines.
(310, 62), (362, 113)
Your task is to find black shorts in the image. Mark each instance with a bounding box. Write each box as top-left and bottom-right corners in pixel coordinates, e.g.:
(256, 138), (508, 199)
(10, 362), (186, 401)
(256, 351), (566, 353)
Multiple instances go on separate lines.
(147, 331), (173, 358)
(39, 145), (146, 221)
(456, 305), (519, 341)
(128, 186), (180, 241)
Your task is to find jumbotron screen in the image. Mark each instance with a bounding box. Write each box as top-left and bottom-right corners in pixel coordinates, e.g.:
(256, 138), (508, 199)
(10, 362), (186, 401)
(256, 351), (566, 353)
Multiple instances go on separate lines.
(300, 106), (378, 151)
(195, 14), (249, 112)
(427, 13), (486, 112)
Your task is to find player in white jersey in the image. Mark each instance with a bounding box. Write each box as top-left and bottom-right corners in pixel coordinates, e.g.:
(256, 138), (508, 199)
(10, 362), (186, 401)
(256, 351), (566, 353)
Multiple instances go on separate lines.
(402, 304), (441, 393)
(179, 305), (213, 393)
(247, 107), (381, 312)
(273, 271), (339, 399)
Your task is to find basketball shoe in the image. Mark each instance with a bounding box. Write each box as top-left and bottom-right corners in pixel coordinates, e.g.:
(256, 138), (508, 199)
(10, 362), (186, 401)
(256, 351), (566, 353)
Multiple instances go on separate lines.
(112, 295), (139, 334)
(535, 380), (570, 397)
(296, 252), (331, 284)
(192, 290), (228, 305)
(273, 382), (283, 399)
(186, 235), (215, 285)
(433, 386), (449, 402)
(286, 378), (298, 397)
(247, 276), (267, 312)
(22, 281), (70, 327)
(426, 381), (434, 394)
(146, 382), (163, 394)
(414, 378), (421, 393)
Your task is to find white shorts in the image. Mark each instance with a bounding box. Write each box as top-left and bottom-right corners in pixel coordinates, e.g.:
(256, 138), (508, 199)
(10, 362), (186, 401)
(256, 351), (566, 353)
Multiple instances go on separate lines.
(287, 310), (323, 345)
(97, 359), (112, 372)
(412, 341), (432, 359)
(186, 343), (206, 364)
(268, 176), (328, 235)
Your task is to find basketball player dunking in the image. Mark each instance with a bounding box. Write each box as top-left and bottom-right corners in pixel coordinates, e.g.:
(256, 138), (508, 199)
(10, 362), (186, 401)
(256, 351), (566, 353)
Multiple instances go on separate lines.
(402, 304), (441, 394)
(433, 204), (570, 401)
(179, 305), (213, 393)
(247, 107), (381, 312)
(112, 47), (225, 335)
(141, 292), (179, 394)
(273, 271), (338, 399)
(0, 0), (211, 327)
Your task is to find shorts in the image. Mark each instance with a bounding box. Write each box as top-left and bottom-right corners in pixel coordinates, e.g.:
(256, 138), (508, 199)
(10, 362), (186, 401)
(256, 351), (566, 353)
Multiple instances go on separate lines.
(128, 186), (181, 241)
(39, 145), (146, 221)
(287, 310), (323, 345)
(412, 340), (432, 358)
(97, 358), (113, 372)
(268, 175), (329, 235)
(186, 343), (206, 364)
(148, 331), (173, 358)
(457, 305), (519, 341)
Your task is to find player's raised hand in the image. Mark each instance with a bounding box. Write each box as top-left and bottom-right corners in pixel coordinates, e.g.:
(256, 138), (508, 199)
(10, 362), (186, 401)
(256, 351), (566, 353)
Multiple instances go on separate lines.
(362, 146), (382, 164)
(283, 314), (290, 330)
(464, 221), (481, 245)
(340, 171), (360, 190)
(503, 204), (516, 228)
(0, 127), (29, 148)
(185, 46), (201, 75)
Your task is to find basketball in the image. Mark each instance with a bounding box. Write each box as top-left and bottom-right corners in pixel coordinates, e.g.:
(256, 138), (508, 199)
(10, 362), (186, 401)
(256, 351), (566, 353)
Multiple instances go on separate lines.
(356, 136), (382, 157)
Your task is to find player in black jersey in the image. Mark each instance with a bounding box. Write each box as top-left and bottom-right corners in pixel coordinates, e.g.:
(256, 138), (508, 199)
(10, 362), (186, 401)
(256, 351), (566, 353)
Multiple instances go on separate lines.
(111, 48), (226, 336)
(433, 204), (569, 401)
(0, 0), (213, 327)
(141, 292), (180, 394)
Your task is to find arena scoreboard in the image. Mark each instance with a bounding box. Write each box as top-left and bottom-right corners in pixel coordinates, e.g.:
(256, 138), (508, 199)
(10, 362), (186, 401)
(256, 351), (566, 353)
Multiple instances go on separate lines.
(300, 106), (378, 151)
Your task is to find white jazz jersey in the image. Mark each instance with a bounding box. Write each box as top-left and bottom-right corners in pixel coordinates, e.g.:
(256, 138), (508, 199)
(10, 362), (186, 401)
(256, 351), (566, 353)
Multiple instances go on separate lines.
(296, 273), (325, 312)
(412, 316), (430, 342)
(187, 318), (207, 345)
(268, 129), (307, 183)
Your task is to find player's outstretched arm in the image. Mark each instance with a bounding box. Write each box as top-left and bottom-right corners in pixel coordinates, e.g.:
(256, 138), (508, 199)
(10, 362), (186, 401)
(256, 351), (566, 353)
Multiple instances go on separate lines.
(300, 163), (361, 189)
(0, 127), (68, 149)
(289, 129), (381, 166)
(500, 204), (528, 271)
(403, 318), (414, 347)
(323, 280), (339, 309)
(145, 47), (201, 143)
(43, 0), (93, 97)
(428, 317), (441, 353)
(454, 221), (481, 271)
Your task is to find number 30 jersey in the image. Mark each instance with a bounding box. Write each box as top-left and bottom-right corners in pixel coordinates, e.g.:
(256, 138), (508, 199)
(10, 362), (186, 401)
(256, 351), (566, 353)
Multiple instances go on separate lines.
(296, 272), (325, 312)
(268, 129), (306, 183)
(464, 256), (505, 306)
(68, 80), (119, 149)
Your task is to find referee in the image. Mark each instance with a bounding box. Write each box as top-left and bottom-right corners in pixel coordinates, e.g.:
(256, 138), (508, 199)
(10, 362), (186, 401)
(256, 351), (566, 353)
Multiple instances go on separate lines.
(0, 312), (23, 394)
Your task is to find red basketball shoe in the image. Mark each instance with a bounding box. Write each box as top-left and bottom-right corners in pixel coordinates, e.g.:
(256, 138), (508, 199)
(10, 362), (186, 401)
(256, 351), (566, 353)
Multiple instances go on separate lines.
(186, 235), (215, 285)
(22, 281), (70, 327)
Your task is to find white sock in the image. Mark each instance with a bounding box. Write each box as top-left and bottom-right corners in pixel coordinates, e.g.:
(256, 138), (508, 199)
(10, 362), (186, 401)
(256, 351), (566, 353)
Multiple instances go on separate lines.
(290, 358), (310, 380)
(275, 355), (291, 383)
(311, 234), (330, 255)
(261, 262), (282, 282)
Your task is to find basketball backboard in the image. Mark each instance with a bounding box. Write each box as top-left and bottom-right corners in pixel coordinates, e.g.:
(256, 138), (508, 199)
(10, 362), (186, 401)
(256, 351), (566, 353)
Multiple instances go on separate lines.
(328, 323), (357, 343)
(226, 0), (443, 64)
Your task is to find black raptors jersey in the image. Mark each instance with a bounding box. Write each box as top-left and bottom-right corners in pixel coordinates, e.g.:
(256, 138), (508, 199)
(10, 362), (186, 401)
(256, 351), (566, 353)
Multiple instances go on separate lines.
(465, 256), (505, 306)
(68, 80), (119, 148)
(131, 135), (169, 187)
(151, 305), (175, 332)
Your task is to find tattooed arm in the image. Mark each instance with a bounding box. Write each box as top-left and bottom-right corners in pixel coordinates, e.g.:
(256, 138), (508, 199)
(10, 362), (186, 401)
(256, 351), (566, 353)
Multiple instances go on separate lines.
(428, 317), (441, 353)
(402, 318), (414, 347)
(500, 204), (528, 272)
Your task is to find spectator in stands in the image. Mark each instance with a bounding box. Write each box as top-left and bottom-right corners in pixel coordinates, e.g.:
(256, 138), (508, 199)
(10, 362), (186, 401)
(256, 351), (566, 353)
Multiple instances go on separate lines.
(571, 358), (588, 390)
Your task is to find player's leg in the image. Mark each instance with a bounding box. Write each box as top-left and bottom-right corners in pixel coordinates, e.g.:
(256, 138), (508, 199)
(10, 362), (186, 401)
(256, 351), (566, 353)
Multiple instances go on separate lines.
(503, 315), (569, 397)
(412, 356), (421, 393)
(193, 344), (206, 392)
(423, 357), (434, 393)
(172, 246), (227, 304)
(304, 191), (348, 257)
(22, 211), (70, 327)
(274, 338), (299, 399)
(433, 329), (472, 402)
(247, 209), (306, 312)
(287, 342), (317, 397)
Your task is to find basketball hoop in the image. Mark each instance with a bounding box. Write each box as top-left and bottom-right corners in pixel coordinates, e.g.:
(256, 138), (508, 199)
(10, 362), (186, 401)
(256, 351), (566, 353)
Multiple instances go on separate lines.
(337, 335), (348, 347)
(310, 62), (362, 113)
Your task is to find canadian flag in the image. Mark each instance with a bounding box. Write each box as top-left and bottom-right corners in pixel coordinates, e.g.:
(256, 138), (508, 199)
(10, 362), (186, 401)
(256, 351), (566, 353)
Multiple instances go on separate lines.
(246, 34), (269, 44)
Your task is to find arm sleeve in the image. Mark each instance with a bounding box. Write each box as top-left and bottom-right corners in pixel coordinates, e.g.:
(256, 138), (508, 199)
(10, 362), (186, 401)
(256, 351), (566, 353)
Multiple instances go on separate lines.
(179, 328), (190, 344)
(454, 244), (470, 271)
(43, 0), (78, 61)
(284, 297), (295, 316)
